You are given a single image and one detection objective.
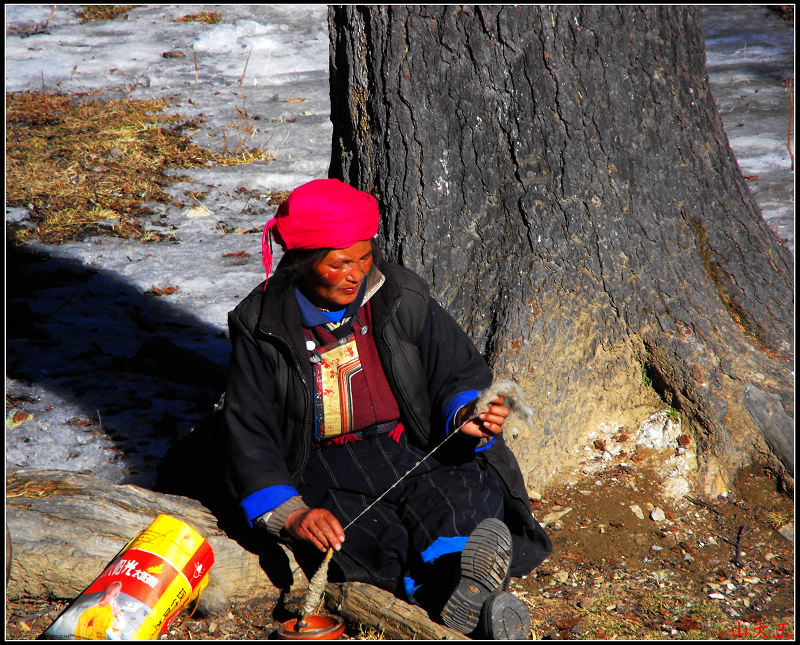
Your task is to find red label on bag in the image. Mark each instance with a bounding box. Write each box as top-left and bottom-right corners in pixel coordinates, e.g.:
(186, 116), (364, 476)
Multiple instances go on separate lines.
(86, 548), (180, 609)
(181, 539), (214, 585)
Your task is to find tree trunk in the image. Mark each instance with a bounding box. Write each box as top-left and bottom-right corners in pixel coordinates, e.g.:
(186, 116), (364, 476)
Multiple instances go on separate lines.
(5, 469), (308, 611)
(328, 5), (794, 495)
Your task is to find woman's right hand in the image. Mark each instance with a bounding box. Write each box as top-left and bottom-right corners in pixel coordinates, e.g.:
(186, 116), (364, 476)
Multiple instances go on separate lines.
(285, 508), (345, 552)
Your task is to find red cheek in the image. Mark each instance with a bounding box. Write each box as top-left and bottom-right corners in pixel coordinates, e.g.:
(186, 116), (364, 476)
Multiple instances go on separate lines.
(319, 269), (344, 285)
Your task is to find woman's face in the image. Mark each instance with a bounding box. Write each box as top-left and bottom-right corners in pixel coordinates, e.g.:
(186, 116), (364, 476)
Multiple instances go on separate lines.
(301, 240), (374, 309)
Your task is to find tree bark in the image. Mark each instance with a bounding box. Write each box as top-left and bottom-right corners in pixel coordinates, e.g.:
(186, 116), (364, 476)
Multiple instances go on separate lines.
(328, 5), (794, 495)
(5, 469), (308, 611)
(325, 582), (468, 640)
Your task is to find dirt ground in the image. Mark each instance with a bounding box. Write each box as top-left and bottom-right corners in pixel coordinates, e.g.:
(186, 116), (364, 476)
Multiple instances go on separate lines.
(514, 463), (794, 640)
(6, 445), (793, 641)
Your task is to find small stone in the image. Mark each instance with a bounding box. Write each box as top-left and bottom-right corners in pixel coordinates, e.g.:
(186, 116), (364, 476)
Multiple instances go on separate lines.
(630, 504), (645, 520)
(708, 592), (725, 600)
(708, 473), (728, 498)
(542, 507), (572, 526)
(650, 507), (666, 522)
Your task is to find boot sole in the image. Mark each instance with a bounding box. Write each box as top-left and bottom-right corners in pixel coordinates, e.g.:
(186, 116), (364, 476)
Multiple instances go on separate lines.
(441, 518), (512, 634)
(482, 591), (531, 640)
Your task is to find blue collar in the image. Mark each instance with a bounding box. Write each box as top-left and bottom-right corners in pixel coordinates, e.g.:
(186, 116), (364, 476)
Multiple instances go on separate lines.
(295, 281), (366, 328)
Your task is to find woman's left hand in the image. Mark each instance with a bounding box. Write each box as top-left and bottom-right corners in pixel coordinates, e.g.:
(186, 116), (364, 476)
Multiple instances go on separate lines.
(456, 395), (509, 439)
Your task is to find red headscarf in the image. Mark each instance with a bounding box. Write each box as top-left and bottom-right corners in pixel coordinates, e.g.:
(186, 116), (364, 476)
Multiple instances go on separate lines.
(261, 179), (380, 283)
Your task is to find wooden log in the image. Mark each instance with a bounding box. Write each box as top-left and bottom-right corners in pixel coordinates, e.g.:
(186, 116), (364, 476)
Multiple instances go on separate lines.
(6, 470), (467, 639)
(5, 469), (308, 612)
(325, 581), (469, 640)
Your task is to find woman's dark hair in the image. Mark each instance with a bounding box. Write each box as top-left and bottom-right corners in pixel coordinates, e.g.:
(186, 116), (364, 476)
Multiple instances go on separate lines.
(283, 239), (381, 277)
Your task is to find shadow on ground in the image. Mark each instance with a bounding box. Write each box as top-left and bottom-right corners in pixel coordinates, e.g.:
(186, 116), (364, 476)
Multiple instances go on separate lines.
(6, 237), (230, 487)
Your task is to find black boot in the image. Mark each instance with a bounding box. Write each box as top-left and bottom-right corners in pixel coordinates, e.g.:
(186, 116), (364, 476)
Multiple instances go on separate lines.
(472, 591), (531, 640)
(441, 518), (512, 634)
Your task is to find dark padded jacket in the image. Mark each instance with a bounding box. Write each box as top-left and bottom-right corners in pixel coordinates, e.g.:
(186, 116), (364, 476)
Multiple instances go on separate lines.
(223, 257), (552, 575)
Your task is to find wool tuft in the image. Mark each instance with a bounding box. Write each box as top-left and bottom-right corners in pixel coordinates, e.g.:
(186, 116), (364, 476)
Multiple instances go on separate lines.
(474, 379), (534, 437)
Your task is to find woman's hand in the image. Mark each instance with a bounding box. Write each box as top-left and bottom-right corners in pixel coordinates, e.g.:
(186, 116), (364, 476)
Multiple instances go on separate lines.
(456, 395), (510, 439)
(285, 508), (345, 552)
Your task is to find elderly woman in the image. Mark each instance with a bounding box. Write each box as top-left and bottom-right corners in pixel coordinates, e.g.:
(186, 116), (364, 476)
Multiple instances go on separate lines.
(223, 179), (550, 638)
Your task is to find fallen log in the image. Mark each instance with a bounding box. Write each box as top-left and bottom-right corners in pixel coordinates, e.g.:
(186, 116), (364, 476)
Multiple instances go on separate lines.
(6, 469), (467, 640)
(5, 469), (308, 612)
(325, 582), (468, 640)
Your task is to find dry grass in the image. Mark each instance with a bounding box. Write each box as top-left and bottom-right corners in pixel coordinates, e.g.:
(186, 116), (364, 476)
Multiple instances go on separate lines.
(6, 90), (275, 245)
(175, 12), (222, 25)
(77, 5), (140, 23)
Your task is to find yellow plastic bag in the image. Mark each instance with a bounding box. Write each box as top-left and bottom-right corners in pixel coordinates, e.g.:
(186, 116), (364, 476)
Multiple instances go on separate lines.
(43, 515), (214, 640)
